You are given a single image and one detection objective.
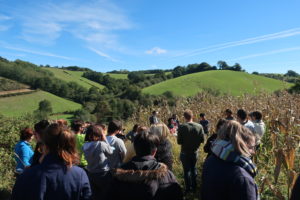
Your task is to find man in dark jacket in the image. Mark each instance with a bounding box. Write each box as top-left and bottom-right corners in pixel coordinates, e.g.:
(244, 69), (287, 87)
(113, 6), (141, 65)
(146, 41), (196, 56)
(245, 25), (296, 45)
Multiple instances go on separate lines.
(109, 132), (183, 200)
(177, 109), (204, 194)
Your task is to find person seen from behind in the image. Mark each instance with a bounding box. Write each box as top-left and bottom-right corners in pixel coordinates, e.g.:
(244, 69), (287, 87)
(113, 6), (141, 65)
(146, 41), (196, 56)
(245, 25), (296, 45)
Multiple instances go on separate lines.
(83, 125), (113, 200)
(126, 124), (140, 142)
(177, 109), (205, 194)
(109, 131), (183, 200)
(149, 123), (174, 170)
(199, 113), (209, 135)
(71, 120), (87, 168)
(224, 109), (235, 120)
(237, 109), (256, 133)
(203, 119), (227, 159)
(106, 120), (127, 168)
(149, 111), (159, 125)
(250, 111), (266, 144)
(14, 128), (34, 175)
(31, 120), (50, 166)
(12, 123), (92, 200)
(201, 120), (258, 200)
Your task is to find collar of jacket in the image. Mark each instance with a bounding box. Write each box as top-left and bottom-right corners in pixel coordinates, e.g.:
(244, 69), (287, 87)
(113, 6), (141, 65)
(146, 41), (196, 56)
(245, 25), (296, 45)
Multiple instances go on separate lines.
(112, 161), (168, 182)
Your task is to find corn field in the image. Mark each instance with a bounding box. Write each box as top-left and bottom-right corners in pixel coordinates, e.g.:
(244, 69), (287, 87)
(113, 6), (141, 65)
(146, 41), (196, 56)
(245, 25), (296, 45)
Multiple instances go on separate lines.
(126, 91), (300, 200)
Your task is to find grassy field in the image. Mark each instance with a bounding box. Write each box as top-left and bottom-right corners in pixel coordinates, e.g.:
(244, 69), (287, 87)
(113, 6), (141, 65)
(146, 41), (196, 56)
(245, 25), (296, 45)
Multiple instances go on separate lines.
(44, 68), (104, 89)
(0, 91), (81, 117)
(143, 70), (293, 96)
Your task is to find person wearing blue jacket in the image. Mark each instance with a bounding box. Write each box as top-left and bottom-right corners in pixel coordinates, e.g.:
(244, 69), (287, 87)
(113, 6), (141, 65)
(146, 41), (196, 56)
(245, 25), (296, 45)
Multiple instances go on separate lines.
(14, 128), (34, 174)
(12, 123), (92, 200)
(201, 120), (259, 200)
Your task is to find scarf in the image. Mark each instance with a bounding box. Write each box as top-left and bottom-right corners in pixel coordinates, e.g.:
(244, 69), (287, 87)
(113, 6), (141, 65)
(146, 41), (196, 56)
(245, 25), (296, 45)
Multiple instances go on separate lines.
(211, 139), (257, 177)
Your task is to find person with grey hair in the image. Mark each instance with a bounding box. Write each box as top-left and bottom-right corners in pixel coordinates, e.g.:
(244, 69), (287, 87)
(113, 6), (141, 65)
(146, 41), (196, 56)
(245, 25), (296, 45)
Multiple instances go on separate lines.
(149, 123), (173, 170)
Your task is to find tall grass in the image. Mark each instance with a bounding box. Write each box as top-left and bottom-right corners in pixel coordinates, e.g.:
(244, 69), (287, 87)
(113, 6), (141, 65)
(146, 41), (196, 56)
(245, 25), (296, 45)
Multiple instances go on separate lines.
(125, 91), (300, 199)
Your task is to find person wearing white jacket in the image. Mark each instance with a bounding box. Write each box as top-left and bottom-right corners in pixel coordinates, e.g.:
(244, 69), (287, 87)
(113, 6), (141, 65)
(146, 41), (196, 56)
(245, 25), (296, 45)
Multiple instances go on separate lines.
(250, 111), (266, 144)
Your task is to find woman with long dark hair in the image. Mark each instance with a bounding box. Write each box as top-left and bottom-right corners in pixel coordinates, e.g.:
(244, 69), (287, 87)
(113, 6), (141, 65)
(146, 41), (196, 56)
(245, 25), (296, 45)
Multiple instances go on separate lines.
(12, 123), (92, 200)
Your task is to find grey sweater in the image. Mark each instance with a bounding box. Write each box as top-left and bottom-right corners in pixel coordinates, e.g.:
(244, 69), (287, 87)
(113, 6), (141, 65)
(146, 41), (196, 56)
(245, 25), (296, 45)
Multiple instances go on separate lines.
(106, 135), (127, 169)
(83, 140), (113, 173)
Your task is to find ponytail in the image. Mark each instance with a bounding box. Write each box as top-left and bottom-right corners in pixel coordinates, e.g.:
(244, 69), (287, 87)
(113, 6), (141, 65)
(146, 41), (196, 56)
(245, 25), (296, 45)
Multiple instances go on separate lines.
(43, 123), (79, 167)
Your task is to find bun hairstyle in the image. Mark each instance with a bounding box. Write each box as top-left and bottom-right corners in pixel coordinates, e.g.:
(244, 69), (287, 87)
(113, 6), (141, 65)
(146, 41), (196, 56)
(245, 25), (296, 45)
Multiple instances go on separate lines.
(217, 120), (255, 157)
(149, 123), (170, 140)
(43, 123), (79, 167)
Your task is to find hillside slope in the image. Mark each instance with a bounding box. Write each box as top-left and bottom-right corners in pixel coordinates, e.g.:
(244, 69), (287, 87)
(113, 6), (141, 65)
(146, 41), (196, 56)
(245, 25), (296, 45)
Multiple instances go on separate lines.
(0, 91), (81, 117)
(44, 67), (104, 89)
(142, 70), (292, 96)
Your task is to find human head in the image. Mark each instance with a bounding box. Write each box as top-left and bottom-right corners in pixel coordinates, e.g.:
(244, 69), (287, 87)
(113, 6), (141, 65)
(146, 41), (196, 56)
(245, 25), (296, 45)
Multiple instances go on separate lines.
(43, 123), (78, 167)
(199, 113), (206, 119)
(217, 120), (256, 157)
(216, 119), (227, 132)
(132, 124), (139, 132)
(97, 124), (107, 135)
(20, 128), (34, 141)
(71, 121), (84, 134)
(34, 120), (50, 142)
(137, 126), (148, 134)
(56, 119), (68, 126)
(107, 120), (122, 135)
(84, 125), (105, 142)
(237, 109), (248, 122)
(225, 109), (233, 117)
(133, 132), (160, 157)
(149, 123), (170, 141)
(251, 111), (263, 121)
(172, 114), (177, 119)
(183, 109), (193, 121)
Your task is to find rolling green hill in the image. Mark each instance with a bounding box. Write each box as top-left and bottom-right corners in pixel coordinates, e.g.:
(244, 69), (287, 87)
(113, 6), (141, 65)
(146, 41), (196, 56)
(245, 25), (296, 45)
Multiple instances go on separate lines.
(0, 90), (81, 117)
(142, 70), (293, 96)
(44, 67), (104, 89)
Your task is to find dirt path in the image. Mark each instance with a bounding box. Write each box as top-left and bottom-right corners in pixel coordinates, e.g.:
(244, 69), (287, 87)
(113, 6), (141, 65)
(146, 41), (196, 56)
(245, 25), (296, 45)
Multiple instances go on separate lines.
(0, 89), (35, 96)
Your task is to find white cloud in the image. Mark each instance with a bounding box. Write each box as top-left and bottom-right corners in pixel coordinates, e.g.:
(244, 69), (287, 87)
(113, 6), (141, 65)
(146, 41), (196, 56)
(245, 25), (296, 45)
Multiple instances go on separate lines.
(88, 47), (119, 62)
(3, 45), (73, 60)
(0, 14), (12, 31)
(170, 28), (300, 59)
(12, 0), (132, 47)
(228, 46), (300, 61)
(146, 47), (167, 55)
(0, 14), (11, 21)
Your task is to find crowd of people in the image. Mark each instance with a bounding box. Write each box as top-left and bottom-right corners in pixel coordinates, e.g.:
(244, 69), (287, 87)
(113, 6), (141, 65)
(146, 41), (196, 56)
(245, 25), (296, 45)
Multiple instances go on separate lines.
(11, 108), (300, 200)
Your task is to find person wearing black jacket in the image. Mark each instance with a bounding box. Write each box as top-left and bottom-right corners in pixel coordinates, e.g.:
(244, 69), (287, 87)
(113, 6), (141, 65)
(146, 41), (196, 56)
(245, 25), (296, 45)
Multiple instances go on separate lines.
(203, 119), (226, 158)
(291, 175), (300, 200)
(109, 131), (183, 200)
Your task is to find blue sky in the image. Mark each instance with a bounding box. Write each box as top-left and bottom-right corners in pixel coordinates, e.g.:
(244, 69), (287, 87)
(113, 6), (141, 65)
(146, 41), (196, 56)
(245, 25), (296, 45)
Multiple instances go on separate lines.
(0, 0), (300, 73)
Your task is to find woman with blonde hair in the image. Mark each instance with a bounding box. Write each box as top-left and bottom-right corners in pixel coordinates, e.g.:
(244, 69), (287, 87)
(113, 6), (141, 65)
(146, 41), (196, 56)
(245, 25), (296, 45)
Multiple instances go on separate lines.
(201, 120), (258, 200)
(12, 123), (92, 200)
(149, 123), (174, 170)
